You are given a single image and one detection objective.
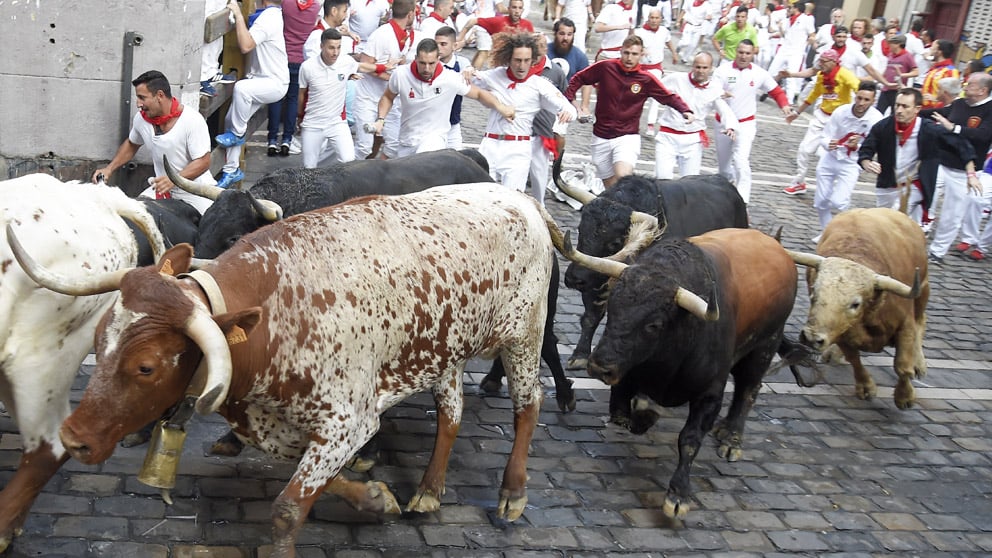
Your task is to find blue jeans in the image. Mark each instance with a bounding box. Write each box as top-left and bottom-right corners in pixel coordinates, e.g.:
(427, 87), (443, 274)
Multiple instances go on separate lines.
(267, 62), (301, 145)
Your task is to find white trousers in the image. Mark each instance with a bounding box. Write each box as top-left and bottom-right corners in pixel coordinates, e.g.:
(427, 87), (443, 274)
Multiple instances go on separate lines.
(353, 93), (400, 159)
(528, 137), (554, 206)
(930, 166), (971, 258)
(394, 133), (449, 159)
(654, 131), (702, 179)
(961, 172), (992, 250)
(678, 23), (704, 60)
(716, 119), (756, 204)
(480, 137), (532, 191)
(447, 123), (463, 149)
(791, 109), (828, 186)
(644, 68), (664, 125)
(301, 121), (356, 168)
(813, 155), (860, 230)
(224, 77), (287, 172)
(768, 48), (806, 102)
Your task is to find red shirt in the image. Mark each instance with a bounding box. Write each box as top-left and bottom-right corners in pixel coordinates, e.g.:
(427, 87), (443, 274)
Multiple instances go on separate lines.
(565, 59), (692, 139)
(477, 15), (535, 35)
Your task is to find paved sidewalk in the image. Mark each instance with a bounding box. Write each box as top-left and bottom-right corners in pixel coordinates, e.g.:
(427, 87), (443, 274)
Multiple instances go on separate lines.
(2, 16), (991, 558)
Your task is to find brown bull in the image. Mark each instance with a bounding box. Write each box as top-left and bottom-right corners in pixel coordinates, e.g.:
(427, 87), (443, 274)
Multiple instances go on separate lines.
(788, 208), (928, 409)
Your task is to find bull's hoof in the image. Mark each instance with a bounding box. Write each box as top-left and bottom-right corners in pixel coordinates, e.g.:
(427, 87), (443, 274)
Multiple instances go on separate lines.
(662, 495), (690, 520)
(894, 382), (916, 410)
(367, 481), (401, 515)
(480, 376), (503, 394)
(855, 381), (877, 401)
(0, 526), (24, 554)
(717, 443), (744, 462)
(406, 490), (442, 514)
(609, 413), (633, 430)
(346, 455), (376, 473)
(565, 356), (588, 370)
(497, 491), (527, 521)
(209, 431), (245, 457)
(556, 380), (576, 413)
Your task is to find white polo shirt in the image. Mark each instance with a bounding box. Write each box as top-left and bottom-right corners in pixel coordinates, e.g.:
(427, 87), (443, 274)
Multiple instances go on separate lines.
(714, 62), (780, 120)
(299, 54), (360, 129)
(595, 2), (637, 56)
(388, 63), (471, 146)
(349, 0), (391, 46)
(355, 22), (417, 101)
(634, 25), (672, 67)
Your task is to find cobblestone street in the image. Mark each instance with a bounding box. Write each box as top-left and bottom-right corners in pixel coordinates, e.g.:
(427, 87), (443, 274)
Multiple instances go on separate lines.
(1, 13), (990, 558)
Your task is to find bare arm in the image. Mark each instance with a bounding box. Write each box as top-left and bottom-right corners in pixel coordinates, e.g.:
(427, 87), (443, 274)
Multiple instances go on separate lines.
(92, 140), (141, 183)
(372, 88), (398, 134)
(466, 86), (515, 120)
(228, 0), (256, 54)
(152, 152), (211, 195)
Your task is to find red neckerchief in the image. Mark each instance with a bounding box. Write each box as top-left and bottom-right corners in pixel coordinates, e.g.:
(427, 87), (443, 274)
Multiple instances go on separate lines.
(931, 58), (954, 70)
(430, 12), (446, 22)
(692, 0), (704, 6)
(297, 0), (315, 9)
(389, 19), (411, 50)
(642, 23), (659, 31)
(895, 118), (915, 146)
(314, 20), (328, 31)
(688, 74), (709, 89)
(141, 97), (182, 127)
(788, 13), (800, 26)
(506, 62), (543, 88)
(411, 61), (444, 84)
(829, 24), (835, 36)
(831, 43), (846, 58)
(621, 0), (635, 10)
(881, 40), (891, 57)
(820, 62), (841, 90)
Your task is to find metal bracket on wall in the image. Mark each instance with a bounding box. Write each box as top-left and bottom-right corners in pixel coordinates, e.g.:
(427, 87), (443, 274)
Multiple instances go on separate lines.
(120, 31), (144, 146)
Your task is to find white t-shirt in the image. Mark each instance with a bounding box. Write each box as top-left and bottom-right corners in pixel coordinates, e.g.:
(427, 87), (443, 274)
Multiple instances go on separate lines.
(129, 108), (214, 213)
(816, 44), (873, 75)
(388, 63), (471, 146)
(349, 0), (391, 46)
(820, 103), (883, 163)
(474, 69), (576, 136)
(657, 72), (736, 132)
(417, 13), (455, 45)
(634, 25), (672, 66)
(560, 0), (592, 27)
(299, 54), (361, 129)
(355, 22), (417, 101)
(714, 61), (780, 119)
(780, 12), (814, 53)
(249, 6), (290, 85)
(595, 2), (637, 54)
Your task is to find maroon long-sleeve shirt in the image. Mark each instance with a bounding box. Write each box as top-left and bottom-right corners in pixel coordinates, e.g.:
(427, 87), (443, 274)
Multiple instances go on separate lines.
(565, 59), (692, 139)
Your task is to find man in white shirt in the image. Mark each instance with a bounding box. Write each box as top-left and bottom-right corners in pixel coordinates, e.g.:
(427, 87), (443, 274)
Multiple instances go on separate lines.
(636, 8), (679, 133)
(472, 32), (577, 190)
(348, 0), (391, 51)
(354, 0), (419, 159)
(593, 0), (637, 60)
(654, 52), (736, 179)
(215, 0), (290, 189)
(93, 70), (214, 214)
(766, 0), (815, 103)
(417, 0), (457, 43)
(298, 29), (395, 168)
(814, 8), (845, 49)
(676, 0), (713, 62)
(372, 38), (513, 157)
(713, 39), (794, 203)
(556, 0), (593, 50)
(435, 26), (474, 148)
(813, 83), (883, 237)
(304, 0), (360, 60)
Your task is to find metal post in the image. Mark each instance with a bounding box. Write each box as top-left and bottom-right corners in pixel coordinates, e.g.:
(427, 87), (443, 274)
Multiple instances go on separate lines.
(120, 31), (144, 145)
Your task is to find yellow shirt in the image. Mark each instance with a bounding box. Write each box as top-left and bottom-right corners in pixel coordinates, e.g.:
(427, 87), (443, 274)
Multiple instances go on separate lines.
(805, 66), (860, 115)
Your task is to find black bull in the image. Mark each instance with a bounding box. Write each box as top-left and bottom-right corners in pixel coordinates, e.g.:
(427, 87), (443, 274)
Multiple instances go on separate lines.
(554, 158), (750, 370)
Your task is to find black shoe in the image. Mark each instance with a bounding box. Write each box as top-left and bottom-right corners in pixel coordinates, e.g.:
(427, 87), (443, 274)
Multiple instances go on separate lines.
(279, 142), (290, 157)
(759, 93), (769, 102)
(928, 252), (943, 266)
(267, 144), (278, 157)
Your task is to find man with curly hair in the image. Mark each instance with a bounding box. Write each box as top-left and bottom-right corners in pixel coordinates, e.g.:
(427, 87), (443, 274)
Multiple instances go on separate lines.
(471, 32), (577, 190)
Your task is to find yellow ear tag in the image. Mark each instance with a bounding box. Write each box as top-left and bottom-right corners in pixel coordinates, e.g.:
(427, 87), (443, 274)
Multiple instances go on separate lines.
(159, 259), (174, 276)
(226, 325), (248, 345)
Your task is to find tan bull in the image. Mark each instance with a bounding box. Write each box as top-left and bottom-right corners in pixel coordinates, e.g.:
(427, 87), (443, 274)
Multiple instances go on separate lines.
(788, 208), (929, 409)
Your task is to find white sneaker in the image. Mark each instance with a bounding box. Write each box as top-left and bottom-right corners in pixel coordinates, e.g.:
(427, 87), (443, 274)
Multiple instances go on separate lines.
(288, 137), (302, 155)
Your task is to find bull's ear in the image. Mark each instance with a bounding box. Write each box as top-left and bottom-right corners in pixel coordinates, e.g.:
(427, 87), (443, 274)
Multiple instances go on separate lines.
(157, 244), (194, 276)
(212, 307), (263, 346)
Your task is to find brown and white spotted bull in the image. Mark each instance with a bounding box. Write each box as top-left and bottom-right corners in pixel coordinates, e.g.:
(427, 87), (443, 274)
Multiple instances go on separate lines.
(8, 184), (553, 557)
(788, 208), (929, 409)
(0, 174), (164, 553)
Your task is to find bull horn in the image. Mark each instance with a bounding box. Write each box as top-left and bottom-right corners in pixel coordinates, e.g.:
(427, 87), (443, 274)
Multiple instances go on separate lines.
(163, 155), (225, 201)
(119, 209), (167, 263)
(785, 249), (825, 269)
(552, 152), (597, 205)
(560, 230), (628, 278)
(675, 285), (719, 321)
(5, 223), (130, 296)
(247, 191), (283, 222)
(183, 309), (233, 415)
(874, 268), (921, 299)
